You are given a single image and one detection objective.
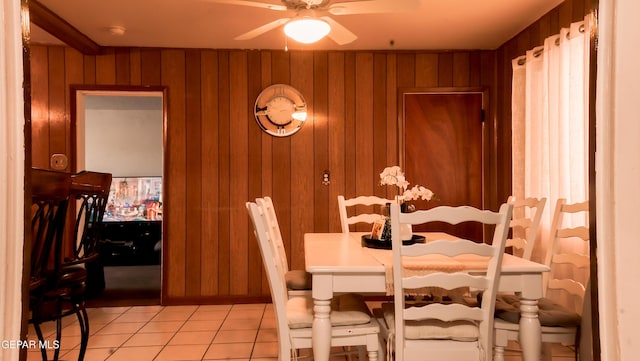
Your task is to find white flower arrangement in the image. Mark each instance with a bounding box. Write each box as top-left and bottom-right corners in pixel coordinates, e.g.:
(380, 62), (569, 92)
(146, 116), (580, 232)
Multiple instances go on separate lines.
(379, 166), (434, 202)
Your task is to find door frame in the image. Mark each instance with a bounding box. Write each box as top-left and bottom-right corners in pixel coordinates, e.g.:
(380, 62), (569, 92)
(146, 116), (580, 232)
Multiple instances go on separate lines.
(70, 84), (168, 303)
(398, 87), (493, 212)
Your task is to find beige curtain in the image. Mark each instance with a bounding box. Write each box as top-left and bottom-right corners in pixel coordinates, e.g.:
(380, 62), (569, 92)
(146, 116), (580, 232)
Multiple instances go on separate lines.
(0, 0), (26, 360)
(511, 15), (591, 306)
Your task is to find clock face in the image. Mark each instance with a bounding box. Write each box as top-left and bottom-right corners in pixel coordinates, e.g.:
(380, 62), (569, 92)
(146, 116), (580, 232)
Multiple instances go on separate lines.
(254, 84), (307, 137)
(266, 96), (295, 126)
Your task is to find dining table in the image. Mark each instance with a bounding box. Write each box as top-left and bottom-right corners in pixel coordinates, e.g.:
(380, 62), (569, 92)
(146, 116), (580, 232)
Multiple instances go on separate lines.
(304, 231), (550, 361)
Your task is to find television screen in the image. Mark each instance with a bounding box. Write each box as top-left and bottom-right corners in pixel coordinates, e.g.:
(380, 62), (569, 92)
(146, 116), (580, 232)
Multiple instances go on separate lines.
(104, 177), (162, 222)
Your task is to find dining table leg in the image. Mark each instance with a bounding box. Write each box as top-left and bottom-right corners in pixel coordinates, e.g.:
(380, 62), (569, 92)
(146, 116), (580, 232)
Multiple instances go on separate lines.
(518, 297), (542, 361)
(311, 274), (332, 361)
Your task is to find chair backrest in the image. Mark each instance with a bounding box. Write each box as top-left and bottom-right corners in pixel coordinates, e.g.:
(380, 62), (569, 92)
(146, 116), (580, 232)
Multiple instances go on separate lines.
(68, 171), (112, 265)
(30, 168), (72, 287)
(338, 195), (392, 233)
(389, 202), (513, 361)
(255, 196), (290, 273)
(543, 198), (590, 313)
(506, 196), (546, 260)
(246, 201), (293, 356)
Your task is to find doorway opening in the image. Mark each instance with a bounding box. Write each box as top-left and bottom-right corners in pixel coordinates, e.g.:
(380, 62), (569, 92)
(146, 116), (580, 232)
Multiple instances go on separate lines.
(72, 86), (166, 306)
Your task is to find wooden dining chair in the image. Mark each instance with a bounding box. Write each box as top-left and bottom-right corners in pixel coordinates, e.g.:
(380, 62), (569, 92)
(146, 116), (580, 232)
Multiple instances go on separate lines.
(374, 202), (513, 361)
(66, 171), (112, 296)
(247, 201), (381, 361)
(337, 195), (393, 233)
(506, 196), (546, 261)
(255, 197), (311, 295)
(29, 168), (90, 361)
(493, 198), (589, 361)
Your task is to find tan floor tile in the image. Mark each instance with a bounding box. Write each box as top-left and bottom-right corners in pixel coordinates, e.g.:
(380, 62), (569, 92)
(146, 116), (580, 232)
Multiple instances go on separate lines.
(59, 347), (115, 361)
(62, 321), (108, 336)
(113, 311), (160, 323)
(86, 333), (132, 348)
(127, 305), (164, 313)
(190, 310), (231, 321)
(162, 305), (199, 313)
(197, 304), (232, 312)
(256, 329), (277, 342)
(106, 345), (163, 361)
(227, 309), (265, 320)
(259, 317), (276, 329)
(122, 332), (175, 347)
(252, 342), (278, 358)
(154, 344), (209, 361)
(212, 329), (258, 343)
(220, 317), (261, 331)
(138, 321), (185, 333)
(203, 342), (254, 359)
(168, 330), (216, 345)
(94, 322), (146, 335)
(179, 319), (223, 332)
(88, 313), (123, 324)
(152, 310), (195, 322)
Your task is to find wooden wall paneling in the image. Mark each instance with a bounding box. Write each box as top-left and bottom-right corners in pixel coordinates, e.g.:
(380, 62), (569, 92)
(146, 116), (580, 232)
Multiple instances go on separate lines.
(47, 46), (68, 170)
(269, 50), (292, 279)
(343, 52), (356, 201)
(246, 50), (266, 295)
(480, 51), (499, 209)
(415, 53), (438, 88)
(395, 53), (415, 177)
(200, 50), (220, 296)
(115, 48), (131, 85)
(385, 54), (398, 174)
(216, 51), (231, 296)
(185, 49), (203, 297)
(372, 53), (388, 198)
(129, 48), (142, 85)
(140, 48), (162, 85)
(161, 49), (187, 299)
(453, 52), (471, 86)
(469, 52), (482, 87)
(310, 52), (329, 233)
(82, 54), (95, 85)
(30, 46), (50, 169)
(259, 51), (273, 295)
(437, 53), (453, 87)
(327, 52), (346, 232)
(229, 51), (250, 295)
(396, 53), (416, 89)
(64, 48), (84, 171)
(291, 51), (316, 270)
(353, 52), (374, 232)
(95, 48), (116, 85)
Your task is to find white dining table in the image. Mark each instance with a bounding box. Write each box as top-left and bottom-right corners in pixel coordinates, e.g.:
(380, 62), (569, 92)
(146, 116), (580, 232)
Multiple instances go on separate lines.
(304, 232), (550, 361)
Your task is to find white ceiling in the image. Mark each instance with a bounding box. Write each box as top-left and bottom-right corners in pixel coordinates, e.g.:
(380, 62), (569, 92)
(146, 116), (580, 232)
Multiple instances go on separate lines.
(31, 0), (564, 51)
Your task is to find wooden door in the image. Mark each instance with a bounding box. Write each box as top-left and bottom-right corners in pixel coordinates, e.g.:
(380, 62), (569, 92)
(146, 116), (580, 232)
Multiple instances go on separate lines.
(402, 91), (484, 242)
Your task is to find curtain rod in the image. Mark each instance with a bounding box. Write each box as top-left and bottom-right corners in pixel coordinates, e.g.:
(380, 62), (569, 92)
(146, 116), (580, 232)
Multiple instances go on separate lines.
(516, 24), (585, 66)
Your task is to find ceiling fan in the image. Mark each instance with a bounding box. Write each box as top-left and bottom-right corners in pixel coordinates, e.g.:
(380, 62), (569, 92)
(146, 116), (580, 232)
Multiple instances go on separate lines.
(208, 0), (421, 45)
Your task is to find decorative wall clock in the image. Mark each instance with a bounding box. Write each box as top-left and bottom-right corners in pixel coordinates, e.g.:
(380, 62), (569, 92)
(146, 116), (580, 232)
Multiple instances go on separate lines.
(254, 84), (307, 137)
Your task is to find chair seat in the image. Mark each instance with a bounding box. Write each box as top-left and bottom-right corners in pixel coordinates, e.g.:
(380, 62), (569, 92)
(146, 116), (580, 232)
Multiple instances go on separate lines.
(285, 269), (312, 290)
(377, 302), (479, 341)
(287, 293), (372, 329)
(494, 293), (581, 327)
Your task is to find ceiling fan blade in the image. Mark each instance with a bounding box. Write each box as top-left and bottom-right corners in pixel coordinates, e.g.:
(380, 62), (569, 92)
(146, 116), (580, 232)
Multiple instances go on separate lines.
(234, 17), (291, 40)
(327, 0), (420, 15)
(206, 0), (288, 12)
(321, 17), (357, 45)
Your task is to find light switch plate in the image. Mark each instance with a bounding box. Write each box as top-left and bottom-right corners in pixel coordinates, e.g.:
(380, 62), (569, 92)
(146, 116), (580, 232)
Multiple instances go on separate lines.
(50, 153), (68, 170)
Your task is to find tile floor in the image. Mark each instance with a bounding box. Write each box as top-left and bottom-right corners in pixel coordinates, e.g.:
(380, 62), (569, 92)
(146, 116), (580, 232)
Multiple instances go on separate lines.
(26, 303), (576, 361)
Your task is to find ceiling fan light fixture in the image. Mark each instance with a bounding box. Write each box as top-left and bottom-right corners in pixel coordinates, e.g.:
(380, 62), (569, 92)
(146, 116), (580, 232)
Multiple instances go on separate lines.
(284, 17), (330, 44)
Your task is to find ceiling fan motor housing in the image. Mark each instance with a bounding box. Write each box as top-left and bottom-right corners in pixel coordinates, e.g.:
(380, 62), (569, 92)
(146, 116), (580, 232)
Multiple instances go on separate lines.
(282, 0), (329, 9)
